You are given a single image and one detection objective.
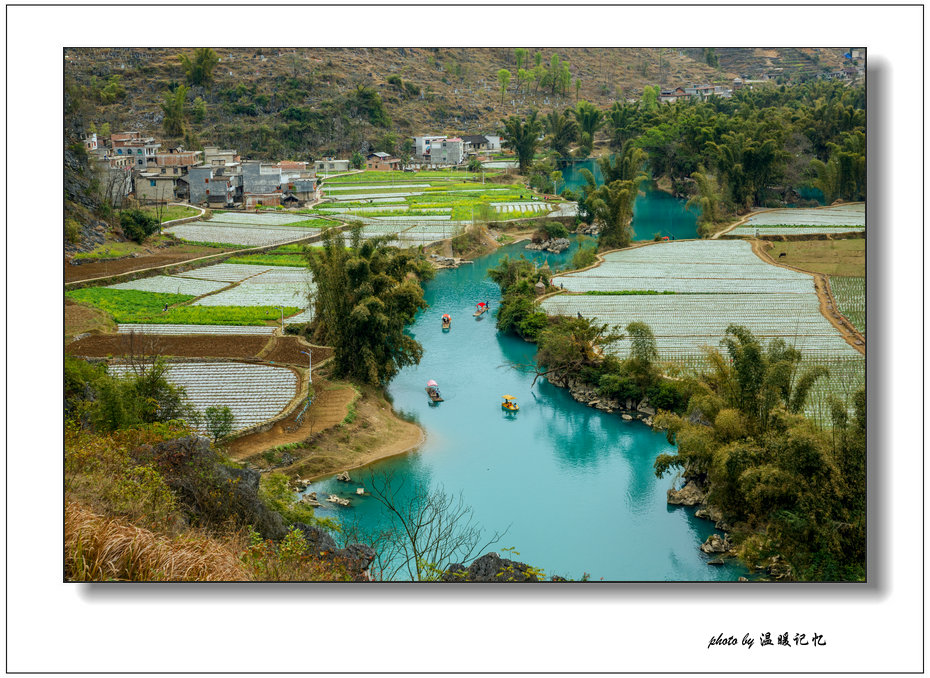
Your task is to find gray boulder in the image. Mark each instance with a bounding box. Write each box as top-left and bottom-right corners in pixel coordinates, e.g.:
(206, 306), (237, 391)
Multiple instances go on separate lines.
(700, 534), (731, 554)
(667, 480), (705, 506)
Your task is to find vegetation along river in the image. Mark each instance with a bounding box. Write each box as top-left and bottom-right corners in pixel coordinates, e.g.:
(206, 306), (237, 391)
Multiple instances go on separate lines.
(311, 190), (742, 580)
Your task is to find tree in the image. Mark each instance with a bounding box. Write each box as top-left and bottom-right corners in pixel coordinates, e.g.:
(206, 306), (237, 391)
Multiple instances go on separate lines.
(499, 110), (543, 174)
(497, 68), (511, 105)
(98, 122), (111, 138)
(542, 108), (578, 158)
(607, 101), (641, 149)
(624, 321), (659, 395)
(467, 156), (483, 173)
(536, 317), (624, 382)
(349, 151), (364, 169)
(120, 209), (161, 244)
(640, 85), (659, 111)
(361, 471), (506, 581)
(191, 96), (207, 124)
(572, 100), (604, 141)
(398, 138), (413, 166)
(578, 144), (648, 249)
(305, 225), (431, 385)
(204, 406), (234, 443)
(179, 48), (219, 87)
(160, 84), (189, 137)
(514, 48), (528, 71)
(686, 167), (723, 236)
(550, 170), (563, 195)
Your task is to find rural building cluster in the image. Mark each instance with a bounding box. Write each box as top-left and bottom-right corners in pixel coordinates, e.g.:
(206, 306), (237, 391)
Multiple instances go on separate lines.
(85, 129), (506, 208)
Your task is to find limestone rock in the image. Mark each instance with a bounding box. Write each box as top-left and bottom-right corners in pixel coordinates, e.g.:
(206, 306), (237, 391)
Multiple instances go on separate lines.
(667, 480), (705, 506)
(700, 534), (731, 554)
(442, 552), (542, 582)
(695, 506), (723, 523)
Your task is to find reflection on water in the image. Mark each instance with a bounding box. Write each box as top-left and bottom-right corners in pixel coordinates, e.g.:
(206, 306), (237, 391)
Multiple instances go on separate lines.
(307, 196), (742, 581)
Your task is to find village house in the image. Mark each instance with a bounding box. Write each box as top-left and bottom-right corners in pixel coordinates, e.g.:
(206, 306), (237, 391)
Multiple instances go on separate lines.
(314, 157), (351, 173)
(135, 171), (180, 203)
(203, 146), (239, 167)
(278, 161), (318, 205)
(429, 137), (465, 166)
(413, 135), (446, 161)
(659, 87), (689, 103)
(110, 131), (161, 168)
(241, 161), (284, 207)
(366, 151), (401, 171)
(185, 165), (238, 206)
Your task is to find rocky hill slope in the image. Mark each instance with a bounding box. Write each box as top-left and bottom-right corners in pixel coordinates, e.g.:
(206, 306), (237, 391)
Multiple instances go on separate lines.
(65, 47), (848, 160)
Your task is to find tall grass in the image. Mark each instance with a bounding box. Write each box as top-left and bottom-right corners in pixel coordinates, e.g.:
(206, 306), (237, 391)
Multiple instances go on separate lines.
(65, 502), (248, 581)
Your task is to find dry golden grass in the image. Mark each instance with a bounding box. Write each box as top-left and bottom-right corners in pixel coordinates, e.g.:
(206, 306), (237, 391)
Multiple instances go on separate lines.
(65, 502), (248, 581)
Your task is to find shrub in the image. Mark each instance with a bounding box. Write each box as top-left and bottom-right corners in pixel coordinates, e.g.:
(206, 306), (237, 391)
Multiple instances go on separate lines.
(65, 218), (82, 244)
(120, 209), (161, 244)
(543, 222), (568, 239)
(571, 245), (597, 270)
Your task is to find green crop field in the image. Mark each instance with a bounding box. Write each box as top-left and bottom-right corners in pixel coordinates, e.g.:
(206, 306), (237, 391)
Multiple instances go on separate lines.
(66, 288), (195, 322)
(230, 254), (308, 267)
(65, 287), (299, 325)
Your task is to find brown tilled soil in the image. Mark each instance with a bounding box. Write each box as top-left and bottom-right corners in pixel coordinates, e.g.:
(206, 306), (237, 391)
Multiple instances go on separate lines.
(260, 338), (333, 366)
(65, 245), (235, 284)
(750, 239), (865, 355)
(66, 333), (273, 359)
(225, 378), (360, 462)
(65, 333), (334, 366)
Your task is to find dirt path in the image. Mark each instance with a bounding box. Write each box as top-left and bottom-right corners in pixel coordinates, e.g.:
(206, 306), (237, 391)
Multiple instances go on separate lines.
(226, 378), (358, 460)
(750, 239), (865, 355)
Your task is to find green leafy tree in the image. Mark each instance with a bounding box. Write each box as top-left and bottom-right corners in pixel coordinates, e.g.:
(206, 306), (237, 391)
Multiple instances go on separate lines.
(500, 110), (543, 174)
(204, 405), (234, 443)
(179, 48), (219, 87)
(350, 151), (365, 169)
(514, 48), (527, 71)
(467, 156), (483, 173)
(98, 122), (111, 138)
(120, 209), (161, 244)
(399, 138), (414, 168)
(305, 226), (431, 385)
(191, 96), (207, 124)
(160, 84), (189, 137)
(542, 109), (578, 158)
(497, 68), (512, 104)
(640, 85), (659, 111)
(686, 167), (723, 236)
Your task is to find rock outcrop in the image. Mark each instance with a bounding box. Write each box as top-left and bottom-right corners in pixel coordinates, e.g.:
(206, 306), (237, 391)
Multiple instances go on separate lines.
(667, 480), (706, 506)
(525, 237), (571, 254)
(700, 533), (731, 554)
(442, 552), (558, 582)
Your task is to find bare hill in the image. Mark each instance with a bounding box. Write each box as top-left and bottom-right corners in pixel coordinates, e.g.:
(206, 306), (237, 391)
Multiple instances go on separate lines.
(65, 47), (848, 159)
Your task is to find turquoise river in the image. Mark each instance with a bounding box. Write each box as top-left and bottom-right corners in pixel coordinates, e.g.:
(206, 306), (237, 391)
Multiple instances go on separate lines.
(310, 188), (743, 581)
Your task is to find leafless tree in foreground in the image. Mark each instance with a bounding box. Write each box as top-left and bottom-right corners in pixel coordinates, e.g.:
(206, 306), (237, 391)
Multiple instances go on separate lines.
(346, 470), (507, 581)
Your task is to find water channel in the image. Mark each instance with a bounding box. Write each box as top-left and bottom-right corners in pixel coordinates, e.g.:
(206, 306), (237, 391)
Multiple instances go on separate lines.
(310, 188), (743, 581)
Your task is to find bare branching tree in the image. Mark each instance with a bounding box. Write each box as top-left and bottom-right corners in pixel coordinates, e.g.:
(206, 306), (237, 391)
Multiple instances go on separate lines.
(351, 471), (507, 581)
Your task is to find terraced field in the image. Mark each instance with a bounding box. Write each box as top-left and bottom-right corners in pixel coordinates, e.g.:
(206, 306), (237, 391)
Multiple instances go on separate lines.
(731, 203), (865, 236)
(165, 221), (322, 247)
(544, 239), (864, 420)
(108, 361), (299, 431)
(315, 171), (554, 235)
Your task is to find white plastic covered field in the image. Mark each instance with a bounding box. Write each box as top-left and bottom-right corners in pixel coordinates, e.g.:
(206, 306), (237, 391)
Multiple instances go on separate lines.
(210, 212), (317, 226)
(117, 324), (276, 335)
(554, 240), (815, 294)
(108, 361), (298, 430)
(730, 226), (864, 236)
(543, 239), (862, 361)
(106, 275), (228, 297)
(165, 221), (320, 247)
(175, 263), (275, 283)
(743, 203), (864, 226)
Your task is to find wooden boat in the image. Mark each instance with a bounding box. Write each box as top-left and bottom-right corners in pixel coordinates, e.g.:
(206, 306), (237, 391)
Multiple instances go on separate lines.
(501, 395), (519, 412)
(441, 313), (451, 330)
(473, 302), (489, 317)
(426, 385), (444, 402)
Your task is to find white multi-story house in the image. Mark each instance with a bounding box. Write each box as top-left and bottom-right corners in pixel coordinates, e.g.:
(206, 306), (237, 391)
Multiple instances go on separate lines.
(429, 137), (465, 166)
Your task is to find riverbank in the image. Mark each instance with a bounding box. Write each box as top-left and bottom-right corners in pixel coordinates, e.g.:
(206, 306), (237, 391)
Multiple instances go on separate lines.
(231, 383), (425, 482)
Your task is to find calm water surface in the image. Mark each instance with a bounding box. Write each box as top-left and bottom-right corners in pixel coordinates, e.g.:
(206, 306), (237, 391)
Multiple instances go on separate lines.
(560, 159), (699, 242)
(310, 198), (743, 579)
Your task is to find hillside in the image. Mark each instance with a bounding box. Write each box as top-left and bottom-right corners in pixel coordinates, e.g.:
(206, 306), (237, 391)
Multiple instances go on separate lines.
(64, 47), (848, 159)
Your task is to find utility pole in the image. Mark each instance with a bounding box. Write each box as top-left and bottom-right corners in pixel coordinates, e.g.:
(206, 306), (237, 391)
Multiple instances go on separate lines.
(300, 350), (313, 383)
